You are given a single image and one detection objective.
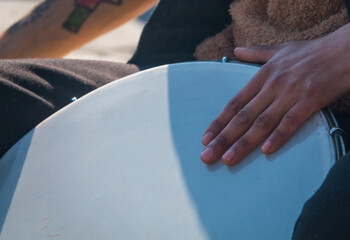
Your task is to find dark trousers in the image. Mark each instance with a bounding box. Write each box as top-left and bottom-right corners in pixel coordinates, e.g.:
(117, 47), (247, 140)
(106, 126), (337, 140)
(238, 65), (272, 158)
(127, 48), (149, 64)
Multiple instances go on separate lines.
(0, 58), (349, 239)
(292, 152), (350, 239)
(0, 58), (139, 157)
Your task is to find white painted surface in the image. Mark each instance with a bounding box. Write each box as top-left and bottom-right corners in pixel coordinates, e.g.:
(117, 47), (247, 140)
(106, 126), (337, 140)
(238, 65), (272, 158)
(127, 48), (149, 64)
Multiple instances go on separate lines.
(0, 62), (335, 239)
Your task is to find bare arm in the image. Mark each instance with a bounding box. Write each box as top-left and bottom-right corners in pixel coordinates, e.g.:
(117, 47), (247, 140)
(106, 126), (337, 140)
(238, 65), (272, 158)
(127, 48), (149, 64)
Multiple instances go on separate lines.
(0, 0), (157, 58)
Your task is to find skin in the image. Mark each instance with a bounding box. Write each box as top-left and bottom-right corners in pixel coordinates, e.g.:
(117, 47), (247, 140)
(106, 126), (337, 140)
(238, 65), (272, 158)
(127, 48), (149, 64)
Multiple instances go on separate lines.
(201, 23), (350, 166)
(0, 0), (157, 58)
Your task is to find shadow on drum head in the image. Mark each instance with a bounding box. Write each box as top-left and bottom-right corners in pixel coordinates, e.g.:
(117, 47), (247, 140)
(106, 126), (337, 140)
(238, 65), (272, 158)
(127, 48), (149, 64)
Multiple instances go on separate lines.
(166, 63), (265, 239)
(205, 142), (259, 174)
(227, 124), (313, 174)
(166, 62), (327, 240)
(265, 125), (315, 163)
(0, 131), (33, 233)
(227, 150), (261, 174)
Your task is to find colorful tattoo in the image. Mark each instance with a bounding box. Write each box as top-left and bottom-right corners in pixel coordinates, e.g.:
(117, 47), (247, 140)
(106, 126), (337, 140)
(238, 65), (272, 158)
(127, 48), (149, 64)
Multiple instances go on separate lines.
(63, 0), (123, 33)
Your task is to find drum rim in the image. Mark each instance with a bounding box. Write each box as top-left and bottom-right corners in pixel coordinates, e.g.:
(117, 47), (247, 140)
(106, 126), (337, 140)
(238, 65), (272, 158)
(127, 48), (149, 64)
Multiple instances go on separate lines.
(322, 108), (346, 160)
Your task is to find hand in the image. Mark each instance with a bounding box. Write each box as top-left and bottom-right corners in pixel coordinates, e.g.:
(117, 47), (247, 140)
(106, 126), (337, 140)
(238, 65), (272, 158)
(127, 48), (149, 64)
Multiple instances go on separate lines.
(200, 23), (350, 166)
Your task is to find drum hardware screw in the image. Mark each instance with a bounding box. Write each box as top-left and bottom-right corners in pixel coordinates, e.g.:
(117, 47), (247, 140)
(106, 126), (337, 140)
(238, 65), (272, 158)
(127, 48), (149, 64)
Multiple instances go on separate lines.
(329, 127), (347, 138)
(71, 97), (77, 102)
(330, 127), (349, 153)
(222, 56), (227, 63)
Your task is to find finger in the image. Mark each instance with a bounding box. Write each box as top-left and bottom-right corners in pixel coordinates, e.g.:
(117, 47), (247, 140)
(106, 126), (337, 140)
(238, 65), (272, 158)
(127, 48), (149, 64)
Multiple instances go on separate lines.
(202, 68), (270, 146)
(201, 90), (274, 164)
(234, 44), (286, 63)
(221, 98), (292, 165)
(261, 101), (318, 154)
(201, 93), (247, 146)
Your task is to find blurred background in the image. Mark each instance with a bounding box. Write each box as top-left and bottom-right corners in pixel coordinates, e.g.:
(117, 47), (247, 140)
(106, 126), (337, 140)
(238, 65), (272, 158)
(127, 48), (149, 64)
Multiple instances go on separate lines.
(0, 0), (153, 62)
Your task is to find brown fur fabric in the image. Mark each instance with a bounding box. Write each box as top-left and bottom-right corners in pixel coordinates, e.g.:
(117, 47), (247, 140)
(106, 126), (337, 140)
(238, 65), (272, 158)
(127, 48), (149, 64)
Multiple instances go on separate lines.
(194, 0), (350, 115)
(195, 0), (347, 59)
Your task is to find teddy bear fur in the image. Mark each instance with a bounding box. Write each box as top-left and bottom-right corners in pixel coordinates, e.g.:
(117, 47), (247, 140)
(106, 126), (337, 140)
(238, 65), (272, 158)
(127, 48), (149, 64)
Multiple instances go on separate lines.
(194, 0), (350, 116)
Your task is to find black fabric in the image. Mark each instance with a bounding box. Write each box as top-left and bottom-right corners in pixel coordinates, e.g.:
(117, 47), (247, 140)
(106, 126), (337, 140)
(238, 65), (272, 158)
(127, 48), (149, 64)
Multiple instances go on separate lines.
(292, 153), (350, 240)
(345, 0), (350, 22)
(0, 59), (139, 157)
(129, 0), (233, 69)
(334, 116), (350, 151)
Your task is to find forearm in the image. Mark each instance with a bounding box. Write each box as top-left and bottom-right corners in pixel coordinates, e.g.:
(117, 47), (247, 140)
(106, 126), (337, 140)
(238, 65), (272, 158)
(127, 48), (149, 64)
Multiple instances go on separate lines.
(0, 0), (157, 58)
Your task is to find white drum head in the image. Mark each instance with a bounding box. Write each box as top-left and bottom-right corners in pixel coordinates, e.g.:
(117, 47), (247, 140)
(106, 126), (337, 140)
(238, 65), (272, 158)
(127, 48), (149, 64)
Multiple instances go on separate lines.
(0, 62), (336, 239)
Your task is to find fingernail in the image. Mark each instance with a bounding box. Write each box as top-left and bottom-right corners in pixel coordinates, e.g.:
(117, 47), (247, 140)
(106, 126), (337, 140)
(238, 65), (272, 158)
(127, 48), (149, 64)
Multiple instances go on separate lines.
(201, 147), (214, 162)
(234, 47), (246, 52)
(262, 141), (272, 153)
(202, 132), (214, 146)
(222, 149), (235, 163)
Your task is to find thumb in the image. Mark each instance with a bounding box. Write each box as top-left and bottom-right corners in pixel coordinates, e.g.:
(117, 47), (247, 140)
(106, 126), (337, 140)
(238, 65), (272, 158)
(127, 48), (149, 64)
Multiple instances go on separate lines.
(234, 44), (285, 63)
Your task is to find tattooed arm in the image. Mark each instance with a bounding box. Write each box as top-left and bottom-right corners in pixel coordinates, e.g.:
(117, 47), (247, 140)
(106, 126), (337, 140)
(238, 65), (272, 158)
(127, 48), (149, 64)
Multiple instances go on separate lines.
(0, 0), (157, 58)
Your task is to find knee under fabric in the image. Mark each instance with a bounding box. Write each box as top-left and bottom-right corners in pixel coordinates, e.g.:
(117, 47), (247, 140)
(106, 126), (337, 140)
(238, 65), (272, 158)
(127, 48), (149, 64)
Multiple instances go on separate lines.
(0, 59), (139, 158)
(292, 153), (350, 239)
